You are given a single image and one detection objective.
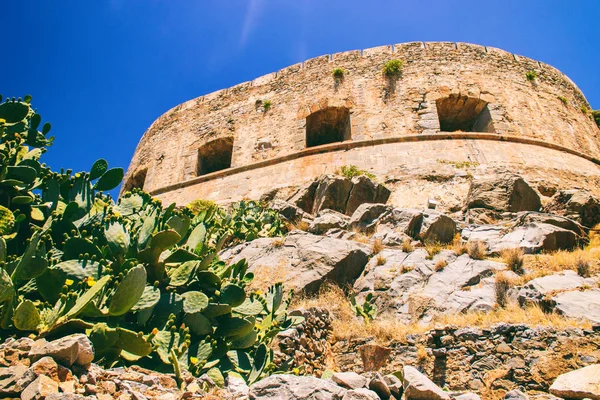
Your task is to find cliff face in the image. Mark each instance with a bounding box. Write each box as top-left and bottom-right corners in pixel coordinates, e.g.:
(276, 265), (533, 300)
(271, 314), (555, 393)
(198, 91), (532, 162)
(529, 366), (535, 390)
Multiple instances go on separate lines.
(123, 42), (600, 207)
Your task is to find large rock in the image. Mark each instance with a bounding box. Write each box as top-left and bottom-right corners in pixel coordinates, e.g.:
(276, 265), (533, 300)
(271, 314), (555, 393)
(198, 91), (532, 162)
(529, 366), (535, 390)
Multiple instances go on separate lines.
(378, 208), (424, 238)
(21, 375), (59, 400)
(349, 203), (391, 232)
(549, 364), (600, 399)
(545, 189), (600, 228)
(221, 231), (370, 294)
(249, 374), (346, 399)
(0, 365), (35, 396)
(551, 289), (600, 323)
(419, 211), (456, 244)
(462, 213), (583, 254)
(332, 372), (367, 389)
(309, 209), (350, 234)
(518, 270), (586, 306)
(270, 199), (304, 222)
(403, 366), (450, 400)
(288, 180), (319, 214)
(29, 334), (94, 368)
(466, 174), (541, 212)
(346, 175), (391, 216)
(313, 174), (354, 215)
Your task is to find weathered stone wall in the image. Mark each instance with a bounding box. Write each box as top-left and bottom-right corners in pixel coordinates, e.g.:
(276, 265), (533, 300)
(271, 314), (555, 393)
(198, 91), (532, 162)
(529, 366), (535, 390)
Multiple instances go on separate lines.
(124, 42), (600, 205)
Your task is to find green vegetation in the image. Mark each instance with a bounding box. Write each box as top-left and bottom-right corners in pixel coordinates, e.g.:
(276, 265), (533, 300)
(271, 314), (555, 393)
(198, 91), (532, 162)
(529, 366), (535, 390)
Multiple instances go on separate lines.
(349, 293), (377, 324)
(437, 159), (480, 169)
(336, 165), (376, 181)
(332, 67), (345, 78)
(382, 59), (403, 77)
(525, 70), (537, 81)
(0, 95), (298, 386)
(557, 96), (568, 106)
(593, 110), (600, 128)
(262, 100), (272, 112)
(580, 105), (589, 115)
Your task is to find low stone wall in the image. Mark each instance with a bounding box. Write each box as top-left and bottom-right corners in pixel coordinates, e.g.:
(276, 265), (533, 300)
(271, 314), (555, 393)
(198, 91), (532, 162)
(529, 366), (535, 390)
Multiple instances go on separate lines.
(332, 324), (600, 399)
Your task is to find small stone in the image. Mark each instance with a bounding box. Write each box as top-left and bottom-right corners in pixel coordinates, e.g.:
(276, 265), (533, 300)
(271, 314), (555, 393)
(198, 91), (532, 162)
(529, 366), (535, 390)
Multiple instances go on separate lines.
(383, 374), (403, 399)
(504, 389), (529, 399)
(332, 372), (367, 389)
(59, 380), (76, 393)
(368, 373), (391, 399)
(343, 388), (381, 400)
(85, 383), (98, 394)
(549, 364), (600, 399)
(358, 344), (391, 371)
(496, 342), (512, 353)
(21, 375), (59, 400)
(29, 334), (94, 368)
(0, 364), (36, 396)
(100, 380), (118, 394)
(455, 393), (482, 400)
(403, 366), (450, 400)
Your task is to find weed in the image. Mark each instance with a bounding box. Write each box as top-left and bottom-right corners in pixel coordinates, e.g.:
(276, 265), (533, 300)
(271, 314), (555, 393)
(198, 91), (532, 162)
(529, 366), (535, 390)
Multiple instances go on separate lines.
(337, 165), (377, 181)
(350, 293), (377, 324)
(272, 237), (285, 248)
(416, 345), (429, 363)
(332, 67), (345, 78)
(425, 242), (442, 260)
(401, 239), (414, 253)
(557, 96), (568, 106)
(434, 259), (448, 272)
(372, 238), (384, 255)
(580, 105), (589, 115)
(262, 100), (272, 112)
(376, 254), (387, 266)
(495, 272), (515, 308)
(576, 257), (591, 277)
(467, 241), (487, 260)
(592, 110), (600, 128)
(401, 265), (415, 274)
(382, 59), (403, 77)
(450, 234), (468, 256)
(437, 159), (480, 169)
(502, 248), (525, 274)
(526, 70), (537, 81)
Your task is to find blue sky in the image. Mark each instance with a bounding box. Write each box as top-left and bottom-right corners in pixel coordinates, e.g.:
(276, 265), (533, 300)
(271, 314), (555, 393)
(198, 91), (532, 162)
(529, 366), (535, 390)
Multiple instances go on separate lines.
(2, 1), (599, 186)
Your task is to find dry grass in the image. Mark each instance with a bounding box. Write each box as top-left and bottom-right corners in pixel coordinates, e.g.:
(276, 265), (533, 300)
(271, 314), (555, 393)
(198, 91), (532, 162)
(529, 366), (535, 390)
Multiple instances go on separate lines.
(286, 220), (310, 232)
(292, 283), (592, 346)
(449, 233), (468, 256)
(350, 229), (371, 245)
(434, 259), (447, 272)
(576, 256), (591, 277)
(501, 248), (524, 274)
(376, 254), (387, 266)
(272, 237), (286, 247)
(401, 265), (414, 274)
(524, 247), (599, 280)
(467, 240), (487, 260)
(424, 242), (442, 260)
(495, 271), (516, 307)
(371, 239), (384, 255)
(416, 344), (429, 364)
(401, 239), (414, 253)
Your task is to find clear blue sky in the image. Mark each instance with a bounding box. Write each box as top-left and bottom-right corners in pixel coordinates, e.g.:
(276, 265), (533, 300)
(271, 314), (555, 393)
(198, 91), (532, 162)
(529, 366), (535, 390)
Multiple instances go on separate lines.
(2, 1), (599, 185)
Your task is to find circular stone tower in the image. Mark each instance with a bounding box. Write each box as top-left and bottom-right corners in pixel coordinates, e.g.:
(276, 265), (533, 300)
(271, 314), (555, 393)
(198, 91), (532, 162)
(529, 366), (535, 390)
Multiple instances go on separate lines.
(123, 42), (600, 210)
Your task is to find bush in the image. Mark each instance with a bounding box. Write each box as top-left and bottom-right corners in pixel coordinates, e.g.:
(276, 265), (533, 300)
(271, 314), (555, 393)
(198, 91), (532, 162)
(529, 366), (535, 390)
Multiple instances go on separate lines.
(495, 272), (514, 307)
(425, 242), (442, 260)
(332, 67), (345, 78)
(401, 239), (414, 253)
(576, 257), (591, 277)
(262, 100), (272, 112)
(382, 59), (403, 77)
(376, 254), (387, 266)
(0, 94), (297, 386)
(502, 248), (525, 274)
(371, 238), (383, 255)
(337, 165), (377, 181)
(525, 70), (537, 81)
(467, 241), (487, 260)
(350, 293), (377, 324)
(187, 199), (217, 214)
(434, 259), (447, 272)
(557, 96), (568, 106)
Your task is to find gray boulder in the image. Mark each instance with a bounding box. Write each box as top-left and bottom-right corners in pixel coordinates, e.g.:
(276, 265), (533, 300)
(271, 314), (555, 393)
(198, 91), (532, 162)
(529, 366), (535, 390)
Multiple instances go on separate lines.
(28, 334), (94, 368)
(270, 199), (304, 222)
(518, 270), (585, 305)
(313, 174), (354, 215)
(21, 375), (59, 400)
(379, 208), (424, 238)
(549, 364), (600, 399)
(249, 374), (346, 399)
(0, 365), (35, 396)
(343, 388), (381, 400)
(349, 203), (391, 232)
(309, 209), (350, 234)
(332, 372), (367, 389)
(552, 289), (600, 323)
(545, 189), (600, 228)
(455, 393), (482, 400)
(466, 174), (541, 212)
(504, 390), (529, 400)
(346, 175), (391, 216)
(403, 366), (450, 400)
(288, 180), (319, 214)
(419, 211), (456, 244)
(221, 231), (370, 294)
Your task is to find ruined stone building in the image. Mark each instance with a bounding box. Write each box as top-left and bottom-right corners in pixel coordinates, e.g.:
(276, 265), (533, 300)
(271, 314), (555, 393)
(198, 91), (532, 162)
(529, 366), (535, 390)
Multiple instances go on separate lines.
(123, 42), (600, 209)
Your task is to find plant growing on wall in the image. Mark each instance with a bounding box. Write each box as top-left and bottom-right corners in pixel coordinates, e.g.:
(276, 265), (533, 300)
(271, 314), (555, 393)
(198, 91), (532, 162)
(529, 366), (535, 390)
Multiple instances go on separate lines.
(557, 96), (568, 106)
(592, 110), (600, 128)
(0, 94), (298, 387)
(382, 59), (403, 77)
(262, 100), (272, 113)
(525, 70), (537, 81)
(332, 68), (345, 78)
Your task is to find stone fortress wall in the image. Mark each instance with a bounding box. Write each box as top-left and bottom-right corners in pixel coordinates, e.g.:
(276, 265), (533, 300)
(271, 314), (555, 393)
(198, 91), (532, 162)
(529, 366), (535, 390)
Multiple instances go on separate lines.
(123, 42), (600, 207)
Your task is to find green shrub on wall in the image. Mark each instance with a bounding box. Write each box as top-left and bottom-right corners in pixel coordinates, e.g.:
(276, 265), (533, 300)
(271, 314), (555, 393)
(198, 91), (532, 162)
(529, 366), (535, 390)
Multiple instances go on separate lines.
(593, 110), (600, 128)
(0, 95), (297, 387)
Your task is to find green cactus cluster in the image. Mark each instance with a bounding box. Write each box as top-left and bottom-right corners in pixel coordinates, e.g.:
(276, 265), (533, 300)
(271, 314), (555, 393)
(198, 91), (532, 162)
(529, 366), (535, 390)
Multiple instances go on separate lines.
(350, 293), (377, 324)
(0, 95), (297, 386)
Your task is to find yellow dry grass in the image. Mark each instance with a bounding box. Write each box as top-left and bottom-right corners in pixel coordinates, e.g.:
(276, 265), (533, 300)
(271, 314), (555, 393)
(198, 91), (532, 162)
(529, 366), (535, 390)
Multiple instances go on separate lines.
(292, 284), (593, 346)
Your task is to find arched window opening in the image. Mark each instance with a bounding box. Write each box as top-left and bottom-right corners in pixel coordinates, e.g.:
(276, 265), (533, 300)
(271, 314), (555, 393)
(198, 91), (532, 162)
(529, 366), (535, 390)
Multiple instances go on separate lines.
(436, 95), (495, 133)
(306, 107), (351, 148)
(123, 168), (147, 192)
(197, 137), (234, 176)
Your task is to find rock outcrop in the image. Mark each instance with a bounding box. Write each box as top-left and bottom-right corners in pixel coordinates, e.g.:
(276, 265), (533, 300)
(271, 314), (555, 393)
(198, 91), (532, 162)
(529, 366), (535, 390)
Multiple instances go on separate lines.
(466, 174), (541, 213)
(549, 364), (600, 399)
